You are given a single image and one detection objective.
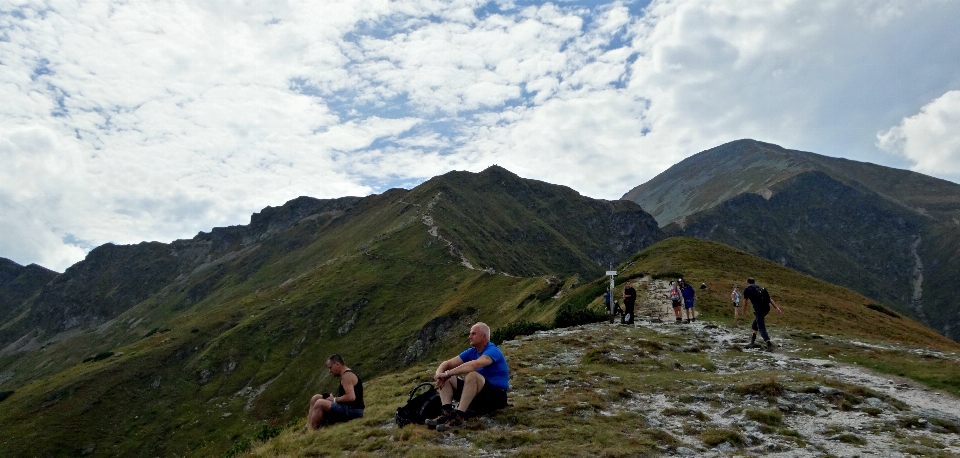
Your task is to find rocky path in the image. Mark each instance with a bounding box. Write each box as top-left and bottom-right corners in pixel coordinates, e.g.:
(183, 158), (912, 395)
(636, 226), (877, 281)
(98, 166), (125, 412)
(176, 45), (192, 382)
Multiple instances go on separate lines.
(503, 291), (960, 457)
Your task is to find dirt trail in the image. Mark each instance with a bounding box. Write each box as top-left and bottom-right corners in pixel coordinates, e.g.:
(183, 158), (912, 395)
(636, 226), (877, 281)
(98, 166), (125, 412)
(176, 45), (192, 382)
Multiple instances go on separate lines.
(508, 292), (960, 457)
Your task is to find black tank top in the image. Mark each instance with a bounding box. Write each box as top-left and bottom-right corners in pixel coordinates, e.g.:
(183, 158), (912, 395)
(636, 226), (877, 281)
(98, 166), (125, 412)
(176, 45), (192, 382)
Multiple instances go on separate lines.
(337, 370), (364, 409)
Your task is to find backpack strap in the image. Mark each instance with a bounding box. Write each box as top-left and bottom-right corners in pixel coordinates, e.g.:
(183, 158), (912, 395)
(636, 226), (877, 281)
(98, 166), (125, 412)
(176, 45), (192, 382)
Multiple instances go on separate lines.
(408, 382), (435, 401)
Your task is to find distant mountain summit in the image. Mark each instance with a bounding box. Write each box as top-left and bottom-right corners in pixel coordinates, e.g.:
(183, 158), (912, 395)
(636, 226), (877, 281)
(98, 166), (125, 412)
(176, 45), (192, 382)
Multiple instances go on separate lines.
(623, 139), (960, 340)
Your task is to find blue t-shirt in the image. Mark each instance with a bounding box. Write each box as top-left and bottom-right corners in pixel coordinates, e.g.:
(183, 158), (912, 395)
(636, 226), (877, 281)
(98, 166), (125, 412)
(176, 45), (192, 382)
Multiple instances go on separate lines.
(459, 342), (510, 390)
(681, 285), (696, 301)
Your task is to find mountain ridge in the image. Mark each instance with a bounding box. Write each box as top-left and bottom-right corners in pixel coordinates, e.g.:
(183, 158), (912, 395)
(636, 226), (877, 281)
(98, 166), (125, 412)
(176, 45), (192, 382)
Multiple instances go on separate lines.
(623, 139), (960, 341)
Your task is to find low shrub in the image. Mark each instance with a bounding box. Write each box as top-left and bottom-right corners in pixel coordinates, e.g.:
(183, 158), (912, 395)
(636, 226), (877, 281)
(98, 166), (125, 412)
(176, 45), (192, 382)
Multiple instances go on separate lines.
(553, 303), (607, 329)
(866, 303), (900, 319)
(492, 320), (550, 344)
(82, 351), (114, 363)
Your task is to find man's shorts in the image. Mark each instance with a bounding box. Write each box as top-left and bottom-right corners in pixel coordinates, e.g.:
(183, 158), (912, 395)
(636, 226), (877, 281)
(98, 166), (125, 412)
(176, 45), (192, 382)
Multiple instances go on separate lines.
(453, 377), (508, 415)
(684, 299), (695, 309)
(323, 402), (364, 425)
(671, 300), (682, 308)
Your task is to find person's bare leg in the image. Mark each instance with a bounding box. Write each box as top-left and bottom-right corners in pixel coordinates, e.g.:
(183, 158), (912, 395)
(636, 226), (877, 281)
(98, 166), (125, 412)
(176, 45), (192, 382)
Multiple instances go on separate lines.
(307, 397), (332, 431)
(307, 394), (323, 431)
(438, 377), (458, 405)
(456, 372), (485, 412)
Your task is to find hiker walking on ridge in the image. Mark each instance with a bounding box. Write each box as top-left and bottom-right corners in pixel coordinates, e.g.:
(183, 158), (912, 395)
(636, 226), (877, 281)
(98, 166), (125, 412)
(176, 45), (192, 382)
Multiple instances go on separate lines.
(743, 278), (783, 351)
(679, 279), (696, 323)
(667, 281), (683, 324)
(731, 285), (742, 324)
(667, 280), (683, 323)
(306, 354), (364, 430)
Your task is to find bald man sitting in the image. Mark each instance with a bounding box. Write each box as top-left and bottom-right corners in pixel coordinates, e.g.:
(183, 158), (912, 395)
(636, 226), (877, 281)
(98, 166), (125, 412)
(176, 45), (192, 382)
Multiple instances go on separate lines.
(426, 322), (510, 431)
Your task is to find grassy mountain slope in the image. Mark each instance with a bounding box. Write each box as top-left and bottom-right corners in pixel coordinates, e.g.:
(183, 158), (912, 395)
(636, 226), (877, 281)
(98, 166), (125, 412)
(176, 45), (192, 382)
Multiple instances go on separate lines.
(623, 139), (960, 341)
(419, 166), (662, 277)
(244, 237), (960, 457)
(0, 167), (663, 457)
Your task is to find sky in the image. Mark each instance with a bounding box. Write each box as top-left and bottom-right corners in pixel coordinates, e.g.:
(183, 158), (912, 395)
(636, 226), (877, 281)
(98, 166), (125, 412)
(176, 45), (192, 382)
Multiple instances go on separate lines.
(2, 0), (960, 272)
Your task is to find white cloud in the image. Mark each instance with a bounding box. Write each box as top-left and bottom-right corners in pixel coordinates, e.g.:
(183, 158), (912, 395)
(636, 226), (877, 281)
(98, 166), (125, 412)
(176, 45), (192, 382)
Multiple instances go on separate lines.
(2, 0), (960, 271)
(877, 90), (960, 179)
(624, 0), (960, 167)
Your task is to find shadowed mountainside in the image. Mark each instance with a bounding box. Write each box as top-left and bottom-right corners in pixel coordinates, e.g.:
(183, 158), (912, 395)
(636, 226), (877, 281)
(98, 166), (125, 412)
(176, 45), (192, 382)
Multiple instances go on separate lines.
(0, 258), (58, 335)
(623, 139), (960, 341)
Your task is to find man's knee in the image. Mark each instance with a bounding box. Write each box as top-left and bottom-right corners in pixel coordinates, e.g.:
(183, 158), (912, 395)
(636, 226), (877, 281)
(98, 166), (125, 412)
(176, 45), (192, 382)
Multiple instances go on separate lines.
(464, 371), (485, 385)
(313, 399), (332, 412)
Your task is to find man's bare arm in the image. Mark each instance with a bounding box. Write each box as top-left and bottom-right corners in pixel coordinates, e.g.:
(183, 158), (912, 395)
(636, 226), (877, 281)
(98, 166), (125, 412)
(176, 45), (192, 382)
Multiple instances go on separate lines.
(336, 372), (358, 403)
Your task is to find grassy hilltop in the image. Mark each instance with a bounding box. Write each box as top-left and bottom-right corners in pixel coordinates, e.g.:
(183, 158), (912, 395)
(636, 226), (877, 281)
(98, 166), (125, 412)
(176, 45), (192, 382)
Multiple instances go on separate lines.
(244, 238), (960, 457)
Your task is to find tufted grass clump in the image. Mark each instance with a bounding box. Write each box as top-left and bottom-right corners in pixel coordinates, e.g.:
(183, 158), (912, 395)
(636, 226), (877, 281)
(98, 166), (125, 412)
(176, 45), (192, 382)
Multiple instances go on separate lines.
(701, 428), (745, 447)
(745, 408), (783, 427)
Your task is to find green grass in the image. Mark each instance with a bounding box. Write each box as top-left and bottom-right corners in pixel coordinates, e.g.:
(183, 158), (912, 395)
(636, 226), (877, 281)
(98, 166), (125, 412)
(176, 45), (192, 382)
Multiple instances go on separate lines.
(701, 428), (744, 447)
(4, 236), (960, 457)
(745, 409), (783, 427)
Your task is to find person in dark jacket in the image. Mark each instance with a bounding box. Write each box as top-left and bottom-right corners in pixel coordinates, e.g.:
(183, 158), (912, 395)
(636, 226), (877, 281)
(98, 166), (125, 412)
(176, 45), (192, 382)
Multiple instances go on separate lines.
(679, 279), (696, 323)
(743, 277), (783, 351)
(622, 281), (637, 325)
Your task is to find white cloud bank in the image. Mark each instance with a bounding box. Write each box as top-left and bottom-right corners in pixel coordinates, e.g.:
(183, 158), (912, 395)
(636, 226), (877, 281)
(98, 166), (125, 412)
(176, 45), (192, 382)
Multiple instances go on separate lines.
(877, 90), (960, 180)
(1, 0), (960, 271)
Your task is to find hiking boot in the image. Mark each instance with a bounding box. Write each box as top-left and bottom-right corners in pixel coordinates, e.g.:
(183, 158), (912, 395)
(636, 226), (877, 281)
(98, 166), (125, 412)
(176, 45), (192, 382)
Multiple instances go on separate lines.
(425, 405), (455, 429)
(691, 318), (696, 322)
(676, 317), (683, 323)
(765, 341), (775, 351)
(436, 410), (466, 432)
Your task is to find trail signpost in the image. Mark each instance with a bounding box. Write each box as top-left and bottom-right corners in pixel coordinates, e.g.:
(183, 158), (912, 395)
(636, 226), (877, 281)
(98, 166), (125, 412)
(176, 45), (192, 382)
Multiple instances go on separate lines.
(606, 270), (617, 323)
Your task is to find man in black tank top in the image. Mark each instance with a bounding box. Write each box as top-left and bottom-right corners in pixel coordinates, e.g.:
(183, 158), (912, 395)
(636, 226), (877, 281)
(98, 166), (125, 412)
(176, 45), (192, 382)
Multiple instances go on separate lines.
(306, 354), (364, 430)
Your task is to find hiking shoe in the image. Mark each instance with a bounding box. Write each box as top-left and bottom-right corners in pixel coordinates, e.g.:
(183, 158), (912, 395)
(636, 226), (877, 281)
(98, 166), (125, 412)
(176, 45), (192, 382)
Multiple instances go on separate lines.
(426, 405), (455, 429)
(691, 318), (696, 322)
(765, 341), (775, 351)
(436, 410), (466, 432)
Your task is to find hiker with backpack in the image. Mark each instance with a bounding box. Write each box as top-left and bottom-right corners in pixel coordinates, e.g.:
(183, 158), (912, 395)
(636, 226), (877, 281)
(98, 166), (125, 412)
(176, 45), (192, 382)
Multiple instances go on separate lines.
(667, 280), (683, 323)
(306, 354), (364, 430)
(743, 278), (783, 351)
(426, 322), (509, 431)
(679, 278), (696, 323)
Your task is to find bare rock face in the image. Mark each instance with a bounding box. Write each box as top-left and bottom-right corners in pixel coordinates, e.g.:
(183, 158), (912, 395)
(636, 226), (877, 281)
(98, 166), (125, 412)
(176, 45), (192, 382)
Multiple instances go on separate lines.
(404, 308), (478, 364)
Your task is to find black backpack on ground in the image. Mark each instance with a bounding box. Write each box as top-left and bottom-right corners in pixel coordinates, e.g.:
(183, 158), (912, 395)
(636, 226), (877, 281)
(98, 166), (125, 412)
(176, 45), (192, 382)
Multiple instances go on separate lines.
(395, 382), (442, 427)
